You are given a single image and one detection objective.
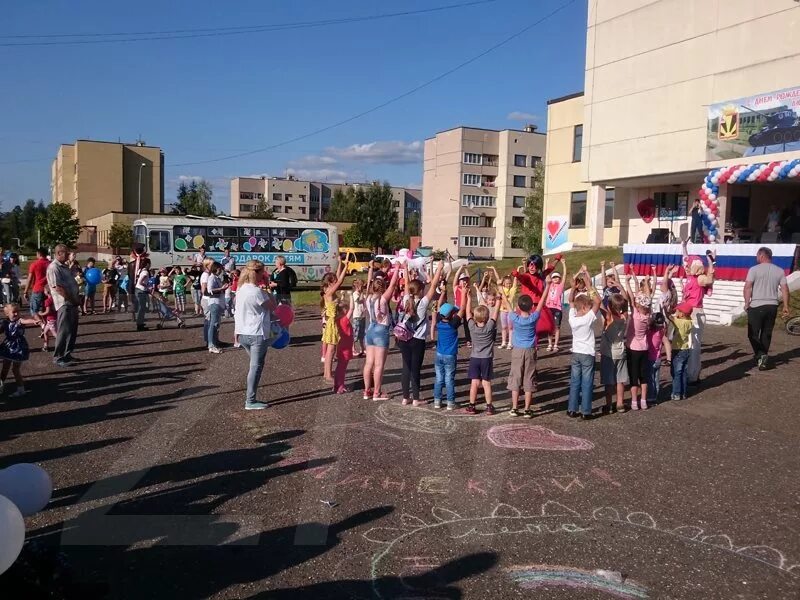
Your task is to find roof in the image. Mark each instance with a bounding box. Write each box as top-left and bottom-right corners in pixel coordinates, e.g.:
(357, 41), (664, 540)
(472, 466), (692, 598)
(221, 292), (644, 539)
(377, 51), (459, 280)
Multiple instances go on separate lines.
(74, 139), (162, 149)
(546, 91), (585, 105)
(427, 125), (546, 140)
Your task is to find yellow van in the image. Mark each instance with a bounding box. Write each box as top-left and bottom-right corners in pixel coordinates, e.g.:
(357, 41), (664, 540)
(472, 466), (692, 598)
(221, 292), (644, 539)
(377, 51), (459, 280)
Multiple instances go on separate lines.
(339, 247), (374, 275)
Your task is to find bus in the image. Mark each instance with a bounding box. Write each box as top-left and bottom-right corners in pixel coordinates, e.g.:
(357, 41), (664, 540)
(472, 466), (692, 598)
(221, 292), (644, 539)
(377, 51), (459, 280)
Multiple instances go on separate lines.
(132, 215), (338, 284)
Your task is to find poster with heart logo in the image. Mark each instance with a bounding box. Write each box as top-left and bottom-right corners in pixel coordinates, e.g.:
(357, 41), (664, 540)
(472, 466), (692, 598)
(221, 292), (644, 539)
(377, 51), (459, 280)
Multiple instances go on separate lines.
(544, 216), (569, 252)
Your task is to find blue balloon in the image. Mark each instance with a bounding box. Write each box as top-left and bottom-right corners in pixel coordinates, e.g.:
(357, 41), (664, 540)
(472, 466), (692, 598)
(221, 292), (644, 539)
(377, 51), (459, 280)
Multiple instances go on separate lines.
(85, 268), (102, 286)
(271, 328), (290, 349)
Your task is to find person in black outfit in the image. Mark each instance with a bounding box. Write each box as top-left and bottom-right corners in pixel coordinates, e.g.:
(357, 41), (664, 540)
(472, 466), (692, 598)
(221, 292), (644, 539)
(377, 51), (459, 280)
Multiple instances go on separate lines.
(269, 255), (297, 305)
(690, 199), (703, 243)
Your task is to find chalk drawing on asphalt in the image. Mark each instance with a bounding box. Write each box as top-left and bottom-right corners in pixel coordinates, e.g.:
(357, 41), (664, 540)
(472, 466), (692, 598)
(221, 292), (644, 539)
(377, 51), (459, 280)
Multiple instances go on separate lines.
(486, 423), (594, 451)
(375, 403), (458, 435)
(507, 565), (649, 599)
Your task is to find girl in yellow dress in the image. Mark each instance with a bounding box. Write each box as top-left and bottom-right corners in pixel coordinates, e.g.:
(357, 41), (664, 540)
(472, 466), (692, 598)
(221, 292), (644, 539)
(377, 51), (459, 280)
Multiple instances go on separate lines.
(321, 258), (349, 382)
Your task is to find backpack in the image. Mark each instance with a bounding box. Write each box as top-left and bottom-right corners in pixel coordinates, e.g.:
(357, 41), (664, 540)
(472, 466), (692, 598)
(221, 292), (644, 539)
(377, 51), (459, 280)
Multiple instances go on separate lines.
(393, 299), (420, 342)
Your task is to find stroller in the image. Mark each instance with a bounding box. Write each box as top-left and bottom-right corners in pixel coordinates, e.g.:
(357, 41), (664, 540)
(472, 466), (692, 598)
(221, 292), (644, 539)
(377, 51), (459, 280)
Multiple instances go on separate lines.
(150, 290), (185, 329)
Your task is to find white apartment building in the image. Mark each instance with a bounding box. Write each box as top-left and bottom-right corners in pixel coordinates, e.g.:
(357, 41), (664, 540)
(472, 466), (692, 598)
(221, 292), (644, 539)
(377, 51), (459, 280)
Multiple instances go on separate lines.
(231, 176), (421, 231)
(421, 125), (546, 259)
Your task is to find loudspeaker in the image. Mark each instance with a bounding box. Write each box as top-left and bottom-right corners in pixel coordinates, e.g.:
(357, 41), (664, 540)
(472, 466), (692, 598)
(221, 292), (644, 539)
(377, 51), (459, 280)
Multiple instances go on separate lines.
(646, 228), (669, 243)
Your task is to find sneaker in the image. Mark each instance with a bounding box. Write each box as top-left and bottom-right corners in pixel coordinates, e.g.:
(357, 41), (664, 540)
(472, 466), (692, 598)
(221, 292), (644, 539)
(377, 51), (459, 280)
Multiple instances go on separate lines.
(363, 389), (373, 401)
(433, 399), (442, 409)
(373, 391), (390, 401)
(10, 388), (27, 398)
(508, 408), (521, 417)
(546, 344), (553, 352)
(523, 409), (535, 419)
(412, 399), (426, 407)
(245, 401), (269, 410)
(465, 404), (477, 414)
(631, 401), (639, 411)
(507, 344), (513, 350)
(758, 355), (768, 371)
(497, 343), (506, 349)
(446, 401), (456, 411)
(401, 398), (411, 405)
(640, 400), (648, 410)
(55, 359), (72, 368)
(208, 346), (222, 354)
(553, 345), (559, 352)
(233, 342), (241, 348)
(485, 404), (496, 416)
(336, 386), (351, 395)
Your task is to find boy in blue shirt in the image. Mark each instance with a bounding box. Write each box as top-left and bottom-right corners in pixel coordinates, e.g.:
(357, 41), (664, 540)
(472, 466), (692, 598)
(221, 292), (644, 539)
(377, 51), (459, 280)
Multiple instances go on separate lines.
(433, 298), (467, 410)
(500, 278), (551, 417)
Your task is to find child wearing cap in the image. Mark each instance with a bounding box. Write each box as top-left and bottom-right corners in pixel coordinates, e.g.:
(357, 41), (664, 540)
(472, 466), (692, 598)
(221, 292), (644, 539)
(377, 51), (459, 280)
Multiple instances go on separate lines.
(669, 302), (693, 400)
(545, 258), (567, 352)
(433, 289), (466, 410)
(465, 290), (501, 415)
(623, 272), (654, 410)
(501, 277), (551, 418)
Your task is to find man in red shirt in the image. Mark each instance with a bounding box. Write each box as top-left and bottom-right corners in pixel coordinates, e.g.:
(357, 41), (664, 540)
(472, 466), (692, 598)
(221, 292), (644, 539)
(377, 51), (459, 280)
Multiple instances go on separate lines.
(23, 247), (50, 316)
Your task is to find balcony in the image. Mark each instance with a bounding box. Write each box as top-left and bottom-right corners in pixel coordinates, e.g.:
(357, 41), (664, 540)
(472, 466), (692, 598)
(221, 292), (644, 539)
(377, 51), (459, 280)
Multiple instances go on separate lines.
(482, 154), (499, 167)
(481, 176), (496, 188)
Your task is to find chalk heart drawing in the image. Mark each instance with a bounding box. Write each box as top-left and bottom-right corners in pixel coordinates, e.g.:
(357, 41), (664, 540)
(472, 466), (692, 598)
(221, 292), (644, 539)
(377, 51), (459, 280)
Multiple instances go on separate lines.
(362, 503), (798, 599)
(487, 423), (594, 451)
(375, 403), (457, 435)
(507, 565), (649, 599)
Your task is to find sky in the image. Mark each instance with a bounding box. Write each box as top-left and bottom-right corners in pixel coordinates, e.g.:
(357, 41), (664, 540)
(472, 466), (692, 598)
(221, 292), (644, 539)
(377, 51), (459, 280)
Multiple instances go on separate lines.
(0, 0), (587, 214)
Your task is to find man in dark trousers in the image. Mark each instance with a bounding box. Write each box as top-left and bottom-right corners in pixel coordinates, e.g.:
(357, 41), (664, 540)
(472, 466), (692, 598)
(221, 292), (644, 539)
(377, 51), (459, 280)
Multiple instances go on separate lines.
(269, 255), (297, 305)
(690, 199), (703, 243)
(46, 244), (81, 368)
(743, 247), (790, 371)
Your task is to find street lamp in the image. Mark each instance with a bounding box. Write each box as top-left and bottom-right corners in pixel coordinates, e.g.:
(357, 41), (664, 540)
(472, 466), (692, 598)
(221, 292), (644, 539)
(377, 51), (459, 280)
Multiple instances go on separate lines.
(137, 162), (147, 219)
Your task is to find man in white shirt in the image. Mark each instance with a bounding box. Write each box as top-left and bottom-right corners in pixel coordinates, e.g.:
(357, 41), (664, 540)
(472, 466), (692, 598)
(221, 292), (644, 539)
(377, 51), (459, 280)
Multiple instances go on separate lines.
(567, 269), (602, 419)
(46, 244), (81, 367)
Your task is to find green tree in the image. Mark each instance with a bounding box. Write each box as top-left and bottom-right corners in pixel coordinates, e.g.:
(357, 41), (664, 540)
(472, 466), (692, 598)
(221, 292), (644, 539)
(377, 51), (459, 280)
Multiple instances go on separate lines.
(250, 198), (274, 219)
(383, 229), (409, 251)
(326, 187), (358, 222)
(511, 162), (545, 255)
(341, 224), (366, 247)
(108, 222), (134, 252)
(172, 179), (217, 216)
(405, 210), (420, 236)
(357, 182), (398, 252)
(36, 202), (81, 249)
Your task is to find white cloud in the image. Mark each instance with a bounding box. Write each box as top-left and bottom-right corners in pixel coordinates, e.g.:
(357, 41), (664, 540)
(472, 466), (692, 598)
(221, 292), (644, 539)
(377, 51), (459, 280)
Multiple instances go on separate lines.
(287, 155), (339, 169)
(176, 174), (203, 182)
(325, 140), (422, 164)
(507, 111), (540, 122)
(285, 167), (366, 183)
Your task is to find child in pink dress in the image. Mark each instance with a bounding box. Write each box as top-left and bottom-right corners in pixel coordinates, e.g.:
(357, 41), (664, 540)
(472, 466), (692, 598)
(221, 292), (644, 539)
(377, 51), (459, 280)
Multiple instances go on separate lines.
(545, 259), (567, 352)
(333, 295), (355, 394)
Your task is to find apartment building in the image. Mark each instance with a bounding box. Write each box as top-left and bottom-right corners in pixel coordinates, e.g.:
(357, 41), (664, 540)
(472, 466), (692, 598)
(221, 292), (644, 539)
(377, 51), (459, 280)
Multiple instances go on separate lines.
(51, 139), (164, 224)
(543, 0), (800, 247)
(231, 176), (422, 231)
(421, 125), (546, 259)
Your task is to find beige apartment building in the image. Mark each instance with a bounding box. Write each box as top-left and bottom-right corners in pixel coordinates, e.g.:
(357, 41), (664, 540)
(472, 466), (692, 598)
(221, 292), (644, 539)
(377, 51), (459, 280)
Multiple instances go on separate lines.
(231, 176), (422, 231)
(51, 139), (164, 224)
(544, 0), (800, 247)
(421, 125), (546, 259)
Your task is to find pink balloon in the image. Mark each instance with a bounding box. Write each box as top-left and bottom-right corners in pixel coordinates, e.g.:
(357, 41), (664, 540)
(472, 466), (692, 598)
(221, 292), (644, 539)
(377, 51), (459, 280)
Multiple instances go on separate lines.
(249, 236), (257, 246)
(274, 304), (294, 327)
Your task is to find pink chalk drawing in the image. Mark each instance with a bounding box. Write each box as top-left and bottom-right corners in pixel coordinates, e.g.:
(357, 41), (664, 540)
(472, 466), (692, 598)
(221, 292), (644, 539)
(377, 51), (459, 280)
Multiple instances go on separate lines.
(486, 424), (594, 451)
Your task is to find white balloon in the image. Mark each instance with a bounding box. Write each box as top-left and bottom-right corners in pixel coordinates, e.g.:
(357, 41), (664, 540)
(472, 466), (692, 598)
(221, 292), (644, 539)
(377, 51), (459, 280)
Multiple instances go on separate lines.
(0, 464), (53, 517)
(768, 172), (778, 181)
(711, 176), (719, 185)
(708, 193), (716, 201)
(708, 234), (716, 242)
(0, 494), (24, 575)
(747, 172), (758, 182)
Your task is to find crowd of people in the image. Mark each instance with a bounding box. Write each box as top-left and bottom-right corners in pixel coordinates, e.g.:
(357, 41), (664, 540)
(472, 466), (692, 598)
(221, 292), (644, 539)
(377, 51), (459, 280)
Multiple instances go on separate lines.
(312, 238), (787, 418)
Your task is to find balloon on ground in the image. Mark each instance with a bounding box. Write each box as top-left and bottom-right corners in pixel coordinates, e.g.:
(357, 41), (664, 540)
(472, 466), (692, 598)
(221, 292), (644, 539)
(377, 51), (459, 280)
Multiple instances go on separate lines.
(0, 463), (53, 516)
(0, 494), (25, 576)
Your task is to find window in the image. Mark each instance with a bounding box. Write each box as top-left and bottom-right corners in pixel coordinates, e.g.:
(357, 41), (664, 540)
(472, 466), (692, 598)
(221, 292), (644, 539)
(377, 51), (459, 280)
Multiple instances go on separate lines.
(513, 175), (526, 188)
(285, 194), (293, 202)
(394, 201), (400, 208)
(570, 191), (587, 228)
(572, 125), (583, 162)
(461, 195), (495, 207)
(461, 236), (494, 248)
(239, 191), (255, 200)
(461, 215), (479, 227)
(511, 216), (524, 226)
(654, 191), (689, 220)
(604, 188), (615, 227)
(148, 230), (171, 253)
(285, 206), (292, 213)
(512, 196), (525, 208)
(272, 193), (282, 202)
(463, 173), (481, 186)
(464, 152), (482, 164)
(530, 156), (542, 167)
(256, 193), (264, 200)
(482, 216), (495, 228)
(273, 205), (283, 213)
(239, 203), (253, 213)
(299, 206), (306, 214)
(299, 194), (307, 202)
(514, 154), (526, 167)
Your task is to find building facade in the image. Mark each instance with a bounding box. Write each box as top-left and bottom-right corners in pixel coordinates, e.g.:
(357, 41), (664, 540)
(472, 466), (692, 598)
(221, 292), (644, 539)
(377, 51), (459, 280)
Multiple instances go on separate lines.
(231, 176), (422, 232)
(421, 125), (546, 259)
(544, 0), (800, 247)
(51, 140), (164, 224)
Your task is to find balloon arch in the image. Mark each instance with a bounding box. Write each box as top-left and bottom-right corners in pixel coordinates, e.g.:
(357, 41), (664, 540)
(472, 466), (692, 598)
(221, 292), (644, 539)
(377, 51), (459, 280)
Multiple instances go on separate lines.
(698, 158), (800, 242)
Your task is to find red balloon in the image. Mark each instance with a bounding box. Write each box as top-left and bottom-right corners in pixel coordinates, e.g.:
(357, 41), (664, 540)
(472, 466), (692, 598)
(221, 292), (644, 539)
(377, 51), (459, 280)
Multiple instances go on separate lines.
(274, 303), (295, 327)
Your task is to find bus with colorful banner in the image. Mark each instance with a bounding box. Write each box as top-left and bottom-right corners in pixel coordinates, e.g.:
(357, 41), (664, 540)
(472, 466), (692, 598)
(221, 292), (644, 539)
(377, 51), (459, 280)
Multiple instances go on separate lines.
(132, 215), (338, 284)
